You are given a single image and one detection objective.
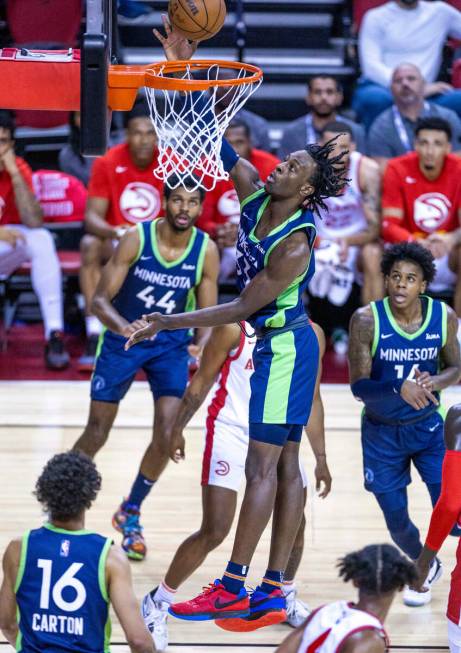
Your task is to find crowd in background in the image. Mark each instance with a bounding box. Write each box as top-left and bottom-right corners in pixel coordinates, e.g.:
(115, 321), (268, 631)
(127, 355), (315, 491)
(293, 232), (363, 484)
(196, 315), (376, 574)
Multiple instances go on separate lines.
(2, 0), (461, 369)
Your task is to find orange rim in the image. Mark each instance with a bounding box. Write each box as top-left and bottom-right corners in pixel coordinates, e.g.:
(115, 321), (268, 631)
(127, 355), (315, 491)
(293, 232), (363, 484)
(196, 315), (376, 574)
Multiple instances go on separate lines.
(144, 59), (262, 91)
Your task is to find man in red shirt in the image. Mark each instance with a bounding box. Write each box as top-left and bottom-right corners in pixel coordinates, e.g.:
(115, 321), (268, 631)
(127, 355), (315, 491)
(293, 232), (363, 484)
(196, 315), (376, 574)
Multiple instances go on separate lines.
(197, 120), (280, 282)
(382, 117), (461, 323)
(0, 111), (69, 369)
(79, 102), (164, 370)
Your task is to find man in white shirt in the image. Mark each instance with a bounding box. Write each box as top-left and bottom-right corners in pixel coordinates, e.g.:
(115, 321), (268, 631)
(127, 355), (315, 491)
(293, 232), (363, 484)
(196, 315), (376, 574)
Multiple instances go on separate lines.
(352, 0), (461, 129)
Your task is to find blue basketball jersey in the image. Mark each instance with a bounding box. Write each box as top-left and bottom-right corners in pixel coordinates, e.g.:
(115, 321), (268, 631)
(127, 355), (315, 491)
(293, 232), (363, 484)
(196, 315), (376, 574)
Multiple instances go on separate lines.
(235, 188), (317, 330)
(15, 524), (112, 653)
(369, 296), (447, 422)
(112, 219), (209, 348)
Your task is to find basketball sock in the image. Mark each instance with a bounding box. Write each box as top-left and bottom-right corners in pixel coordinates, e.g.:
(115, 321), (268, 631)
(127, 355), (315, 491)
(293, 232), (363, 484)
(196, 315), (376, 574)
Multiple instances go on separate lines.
(260, 569), (284, 594)
(126, 473), (156, 508)
(152, 581), (177, 605)
(85, 315), (102, 337)
(282, 580), (296, 596)
(221, 561), (249, 594)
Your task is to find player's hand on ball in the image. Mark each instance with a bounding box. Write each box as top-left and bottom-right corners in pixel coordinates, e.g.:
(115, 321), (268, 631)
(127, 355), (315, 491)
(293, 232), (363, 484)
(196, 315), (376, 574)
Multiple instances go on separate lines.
(400, 379), (438, 410)
(170, 430), (186, 463)
(124, 313), (163, 350)
(153, 14), (198, 61)
(315, 456), (332, 498)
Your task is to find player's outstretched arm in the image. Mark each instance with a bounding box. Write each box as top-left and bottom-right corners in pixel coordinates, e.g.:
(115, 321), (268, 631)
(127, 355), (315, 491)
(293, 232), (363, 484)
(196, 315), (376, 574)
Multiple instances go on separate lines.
(106, 545), (155, 653)
(305, 323), (332, 498)
(125, 230), (310, 349)
(153, 15), (263, 203)
(170, 323), (241, 461)
(91, 227), (149, 337)
(0, 539), (21, 646)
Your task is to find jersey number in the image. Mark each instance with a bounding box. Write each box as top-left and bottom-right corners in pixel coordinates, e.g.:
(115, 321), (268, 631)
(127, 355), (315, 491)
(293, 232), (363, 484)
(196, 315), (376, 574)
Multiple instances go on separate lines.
(394, 364), (419, 381)
(37, 559), (86, 612)
(136, 286), (176, 314)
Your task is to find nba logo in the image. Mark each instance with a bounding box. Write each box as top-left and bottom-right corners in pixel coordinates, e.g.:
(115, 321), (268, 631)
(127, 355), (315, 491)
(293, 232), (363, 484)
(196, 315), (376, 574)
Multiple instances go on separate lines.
(60, 539), (70, 557)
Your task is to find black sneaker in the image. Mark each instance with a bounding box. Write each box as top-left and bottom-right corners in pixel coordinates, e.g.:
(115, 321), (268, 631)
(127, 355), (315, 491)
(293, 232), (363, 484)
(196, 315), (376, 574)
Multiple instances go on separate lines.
(45, 331), (70, 370)
(78, 334), (99, 372)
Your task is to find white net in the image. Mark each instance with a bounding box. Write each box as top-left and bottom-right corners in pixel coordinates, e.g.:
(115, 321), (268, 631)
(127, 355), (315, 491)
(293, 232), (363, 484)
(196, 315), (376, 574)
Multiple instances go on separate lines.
(144, 62), (262, 191)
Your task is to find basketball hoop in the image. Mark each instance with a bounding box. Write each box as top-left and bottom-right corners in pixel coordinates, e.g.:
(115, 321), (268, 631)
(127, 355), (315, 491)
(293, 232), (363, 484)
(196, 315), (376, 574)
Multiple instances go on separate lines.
(142, 60), (263, 191)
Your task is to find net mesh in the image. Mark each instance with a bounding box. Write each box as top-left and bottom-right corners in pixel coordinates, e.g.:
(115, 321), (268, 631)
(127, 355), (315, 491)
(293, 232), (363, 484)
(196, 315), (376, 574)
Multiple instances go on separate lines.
(145, 62), (262, 191)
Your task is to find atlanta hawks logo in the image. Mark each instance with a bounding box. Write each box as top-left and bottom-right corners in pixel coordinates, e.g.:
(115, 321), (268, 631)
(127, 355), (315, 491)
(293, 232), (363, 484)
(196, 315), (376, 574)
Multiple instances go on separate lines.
(413, 192), (451, 232)
(119, 182), (161, 223)
(217, 189), (240, 220)
(215, 460), (230, 476)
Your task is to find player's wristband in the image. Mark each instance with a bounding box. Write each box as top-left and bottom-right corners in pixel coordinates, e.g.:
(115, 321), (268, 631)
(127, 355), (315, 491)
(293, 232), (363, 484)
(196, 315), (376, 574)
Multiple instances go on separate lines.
(351, 378), (404, 403)
(220, 137), (240, 172)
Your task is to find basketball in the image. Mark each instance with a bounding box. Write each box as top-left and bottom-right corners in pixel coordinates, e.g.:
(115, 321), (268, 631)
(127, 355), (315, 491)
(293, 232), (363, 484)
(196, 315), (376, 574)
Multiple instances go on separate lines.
(168, 0), (227, 42)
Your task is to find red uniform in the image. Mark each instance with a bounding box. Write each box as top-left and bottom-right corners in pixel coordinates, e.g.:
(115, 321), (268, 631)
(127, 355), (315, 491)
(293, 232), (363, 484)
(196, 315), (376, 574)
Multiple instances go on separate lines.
(0, 157), (34, 225)
(88, 143), (163, 227)
(381, 152), (461, 242)
(197, 148), (280, 237)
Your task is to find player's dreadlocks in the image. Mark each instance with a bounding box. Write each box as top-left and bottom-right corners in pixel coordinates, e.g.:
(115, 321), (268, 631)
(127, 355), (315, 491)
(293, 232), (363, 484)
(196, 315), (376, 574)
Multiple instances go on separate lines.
(338, 544), (417, 595)
(381, 241), (436, 284)
(35, 451), (102, 521)
(304, 135), (349, 216)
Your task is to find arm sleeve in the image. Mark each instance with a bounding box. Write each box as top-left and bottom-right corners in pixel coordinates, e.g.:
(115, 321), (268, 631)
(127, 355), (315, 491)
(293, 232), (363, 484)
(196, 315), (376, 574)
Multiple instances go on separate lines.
(87, 156), (111, 200)
(359, 11), (393, 87)
(425, 451), (461, 551)
(351, 378), (405, 405)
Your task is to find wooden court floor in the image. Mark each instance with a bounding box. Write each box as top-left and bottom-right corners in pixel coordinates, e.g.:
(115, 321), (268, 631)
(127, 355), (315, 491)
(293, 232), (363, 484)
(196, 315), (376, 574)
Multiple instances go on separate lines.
(1, 380), (460, 653)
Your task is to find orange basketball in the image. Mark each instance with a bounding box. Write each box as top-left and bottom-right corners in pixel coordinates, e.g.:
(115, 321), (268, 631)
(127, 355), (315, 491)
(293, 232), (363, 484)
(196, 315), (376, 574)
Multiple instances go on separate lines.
(168, 0), (227, 42)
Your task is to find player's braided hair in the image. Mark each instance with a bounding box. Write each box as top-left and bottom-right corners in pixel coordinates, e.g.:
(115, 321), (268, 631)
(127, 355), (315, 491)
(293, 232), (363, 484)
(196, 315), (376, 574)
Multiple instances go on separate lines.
(338, 544), (417, 595)
(381, 241), (436, 283)
(304, 135), (349, 216)
(34, 451), (101, 521)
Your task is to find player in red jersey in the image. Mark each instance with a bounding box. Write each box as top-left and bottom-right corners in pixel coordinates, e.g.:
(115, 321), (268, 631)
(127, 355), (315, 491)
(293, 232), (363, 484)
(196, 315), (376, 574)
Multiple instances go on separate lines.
(410, 404), (461, 652)
(141, 321), (331, 649)
(276, 544), (416, 653)
(381, 117), (461, 324)
(78, 102), (164, 370)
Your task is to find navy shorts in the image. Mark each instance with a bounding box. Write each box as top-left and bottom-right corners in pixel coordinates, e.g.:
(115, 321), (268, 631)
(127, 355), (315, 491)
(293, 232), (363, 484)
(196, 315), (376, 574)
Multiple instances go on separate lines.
(91, 330), (189, 403)
(361, 410), (445, 494)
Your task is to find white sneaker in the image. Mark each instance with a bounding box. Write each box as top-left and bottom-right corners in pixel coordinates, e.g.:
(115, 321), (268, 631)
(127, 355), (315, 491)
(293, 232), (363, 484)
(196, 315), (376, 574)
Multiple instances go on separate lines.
(403, 557), (443, 607)
(284, 589), (310, 627)
(141, 590), (169, 651)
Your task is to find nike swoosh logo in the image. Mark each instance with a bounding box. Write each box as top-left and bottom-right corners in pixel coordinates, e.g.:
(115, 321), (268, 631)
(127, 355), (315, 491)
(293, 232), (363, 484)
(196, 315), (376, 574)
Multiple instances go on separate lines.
(140, 256), (152, 261)
(381, 334), (393, 339)
(429, 424), (439, 432)
(214, 596), (246, 609)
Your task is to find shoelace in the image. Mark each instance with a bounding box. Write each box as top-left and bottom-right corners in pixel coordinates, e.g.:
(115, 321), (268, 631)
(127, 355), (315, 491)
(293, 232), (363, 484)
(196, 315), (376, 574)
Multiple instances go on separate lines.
(200, 582), (221, 595)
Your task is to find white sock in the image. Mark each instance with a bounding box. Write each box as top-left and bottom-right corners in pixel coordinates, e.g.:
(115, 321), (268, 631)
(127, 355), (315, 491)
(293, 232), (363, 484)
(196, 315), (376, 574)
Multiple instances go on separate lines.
(154, 581), (177, 605)
(85, 315), (103, 337)
(24, 227), (63, 339)
(282, 581), (296, 596)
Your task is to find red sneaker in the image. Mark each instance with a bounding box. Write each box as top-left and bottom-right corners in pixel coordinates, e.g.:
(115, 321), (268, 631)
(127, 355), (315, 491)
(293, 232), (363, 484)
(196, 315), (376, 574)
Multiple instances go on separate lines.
(215, 587), (287, 632)
(168, 580), (250, 621)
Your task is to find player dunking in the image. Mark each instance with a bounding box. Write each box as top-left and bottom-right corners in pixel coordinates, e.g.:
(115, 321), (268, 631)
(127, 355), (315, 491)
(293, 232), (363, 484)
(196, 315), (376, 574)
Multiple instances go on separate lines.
(0, 452), (154, 653)
(73, 175), (219, 560)
(125, 18), (347, 625)
(276, 544), (417, 653)
(141, 321), (331, 648)
(348, 242), (461, 607)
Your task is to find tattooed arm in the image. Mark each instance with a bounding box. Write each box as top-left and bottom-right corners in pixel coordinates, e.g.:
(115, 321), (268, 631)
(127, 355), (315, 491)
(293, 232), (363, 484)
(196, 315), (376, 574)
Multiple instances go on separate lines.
(416, 307), (461, 392)
(169, 323), (242, 462)
(342, 156), (381, 248)
(348, 306), (439, 410)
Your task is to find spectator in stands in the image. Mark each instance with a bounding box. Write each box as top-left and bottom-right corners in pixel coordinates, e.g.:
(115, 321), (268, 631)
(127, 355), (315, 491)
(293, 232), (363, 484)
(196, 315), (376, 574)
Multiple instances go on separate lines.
(381, 117), (461, 329)
(368, 63), (461, 171)
(78, 101), (163, 371)
(215, 72), (271, 151)
(198, 119), (279, 281)
(0, 111), (69, 369)
(353, 0), (461, 129)
(278, 76), (366, 160)
(58, 112), (94, 187)
(309, 122), (382, 352)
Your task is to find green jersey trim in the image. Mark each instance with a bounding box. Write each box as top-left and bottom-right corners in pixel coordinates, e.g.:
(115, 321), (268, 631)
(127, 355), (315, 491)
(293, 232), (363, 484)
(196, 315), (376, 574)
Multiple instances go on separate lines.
(14, 531), (30, 593)
(249, 197), (309, 244)
(195, 232), (209, 286)
(150, 220), (197, 268)
(104, 613), (112, 653)
(98, 538), (112, 603)
(43, 523), (94, 536)
(131, 223), (145, 265)
(383, 295), (433, 341)
(441, 301), (448, 347)
(15, 605), (22, 652)
(240, 187), (265, 210)
(370, 302), (380, 357)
